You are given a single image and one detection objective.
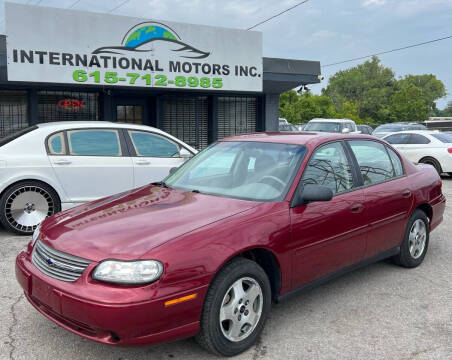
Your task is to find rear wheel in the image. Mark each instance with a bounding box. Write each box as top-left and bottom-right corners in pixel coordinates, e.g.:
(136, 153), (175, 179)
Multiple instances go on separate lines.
(393, 209), (429, 268)
(0, 181), (60, 235)
(196, 258), (271, 356)
(419, 157), (442, 175)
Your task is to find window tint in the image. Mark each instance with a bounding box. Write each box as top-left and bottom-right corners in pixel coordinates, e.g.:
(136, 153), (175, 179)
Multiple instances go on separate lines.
(47, 132), (65, 155)
(129, 131), (180, 157)
(387, 147), (404, 177)
(384, 134), (410, 144)
(301, 142), (353, 195)
(349, 140), (395, 185)
(407, 134), (431, 144)
(432, 133), (452, 143)
(67, 129), (121, 156)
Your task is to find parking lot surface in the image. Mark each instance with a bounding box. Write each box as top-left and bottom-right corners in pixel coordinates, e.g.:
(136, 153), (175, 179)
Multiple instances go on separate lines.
(1, 180), (451, 360)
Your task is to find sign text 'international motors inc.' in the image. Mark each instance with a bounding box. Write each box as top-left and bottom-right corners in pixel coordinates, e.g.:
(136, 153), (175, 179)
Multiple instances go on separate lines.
(5, 3), (263, 92)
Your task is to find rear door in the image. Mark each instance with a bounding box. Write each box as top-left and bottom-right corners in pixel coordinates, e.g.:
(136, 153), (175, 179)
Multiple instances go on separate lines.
(47, 128), (134, 203)
(347, 140), (412, 257)
(399, 134), (432, 163)
(290, 141), (367, 288)
(125, 130), (189, 187)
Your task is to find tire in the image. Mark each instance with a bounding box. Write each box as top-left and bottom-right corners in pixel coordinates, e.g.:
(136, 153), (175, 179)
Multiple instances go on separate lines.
(419, 157), (442, 175)
(196, 258), (271, 357)
(0, 180), (61, 235)
(393, 209), (429, 268)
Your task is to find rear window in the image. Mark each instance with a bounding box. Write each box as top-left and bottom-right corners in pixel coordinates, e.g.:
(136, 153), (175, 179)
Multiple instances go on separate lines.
(432, 133), (452, 143)
(0, 126), (38, 147)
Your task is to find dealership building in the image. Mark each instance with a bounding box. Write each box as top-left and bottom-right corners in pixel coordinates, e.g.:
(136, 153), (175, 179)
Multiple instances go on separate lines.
(0, 3), (321, 149)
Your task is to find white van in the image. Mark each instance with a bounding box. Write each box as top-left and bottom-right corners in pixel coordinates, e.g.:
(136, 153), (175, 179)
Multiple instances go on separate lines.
(303, 118), (360, 134)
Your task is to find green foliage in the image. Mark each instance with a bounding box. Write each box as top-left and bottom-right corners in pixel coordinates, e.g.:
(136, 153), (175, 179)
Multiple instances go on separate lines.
(280, 56), (447, 125)
(436, 101), (452, 117)
(389, 84), (430, 122)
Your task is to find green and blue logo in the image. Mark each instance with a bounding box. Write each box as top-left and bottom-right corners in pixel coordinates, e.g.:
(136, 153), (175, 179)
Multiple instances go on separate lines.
(93, 21), (210, 59)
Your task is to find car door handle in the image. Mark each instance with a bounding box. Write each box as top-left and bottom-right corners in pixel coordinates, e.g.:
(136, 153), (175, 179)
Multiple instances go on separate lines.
(349, 203), (364, 214)
(54, 159), (71, 165)
(136, 159), (151, 165)
(402, 190), (412, 198)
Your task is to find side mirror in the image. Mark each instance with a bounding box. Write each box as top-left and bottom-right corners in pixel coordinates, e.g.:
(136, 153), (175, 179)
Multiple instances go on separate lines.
(342, 128), (351, 133)
(179, 148), (192, 160)
(291, 184), (333, 208)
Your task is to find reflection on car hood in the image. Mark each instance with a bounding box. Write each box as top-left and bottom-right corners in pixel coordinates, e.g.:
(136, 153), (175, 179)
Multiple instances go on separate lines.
(40, 185), (259, 261)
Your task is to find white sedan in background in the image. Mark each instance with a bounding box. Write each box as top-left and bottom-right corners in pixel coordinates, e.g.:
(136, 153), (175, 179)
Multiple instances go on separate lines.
(382, 130), (452, 175)
(0, 121), (196, 234)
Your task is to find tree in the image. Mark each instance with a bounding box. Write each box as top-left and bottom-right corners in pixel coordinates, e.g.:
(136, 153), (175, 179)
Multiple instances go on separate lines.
(397, 74), (446, 114)
(322, 56), (396, 123)
(438, 101), (452, 117)
(279, 57), (448, 125)
(279, 91), (337, 124)
(389, 84), (430, 122)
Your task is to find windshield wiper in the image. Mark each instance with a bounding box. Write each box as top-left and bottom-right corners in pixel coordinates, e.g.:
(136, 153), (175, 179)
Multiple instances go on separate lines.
(151, 181), (171, 188)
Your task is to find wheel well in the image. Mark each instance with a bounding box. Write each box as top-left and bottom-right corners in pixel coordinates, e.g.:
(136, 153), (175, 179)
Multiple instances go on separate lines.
(0, 179), (61, 207)
(416, 203), (433, 223)
(419, 156), (439, 166)
(241, 248), (281, 302)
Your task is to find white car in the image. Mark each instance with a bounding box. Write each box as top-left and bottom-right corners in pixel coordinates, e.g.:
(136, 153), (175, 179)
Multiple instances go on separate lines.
(382, 130), (452, 175)
(0, 121), (197, 234)
(303, 118), (360, 134)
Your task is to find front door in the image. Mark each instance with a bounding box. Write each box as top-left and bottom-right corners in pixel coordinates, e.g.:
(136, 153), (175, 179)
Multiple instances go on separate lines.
(290, 141), (367, 289)
(125, 129), (187, 187)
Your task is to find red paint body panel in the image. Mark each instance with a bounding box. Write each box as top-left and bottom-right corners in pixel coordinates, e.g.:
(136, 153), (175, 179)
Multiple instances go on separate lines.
(15, 133), (445, 346)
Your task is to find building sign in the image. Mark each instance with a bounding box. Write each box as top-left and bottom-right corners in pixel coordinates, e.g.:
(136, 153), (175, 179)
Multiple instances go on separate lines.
(5, 3), (263, 92)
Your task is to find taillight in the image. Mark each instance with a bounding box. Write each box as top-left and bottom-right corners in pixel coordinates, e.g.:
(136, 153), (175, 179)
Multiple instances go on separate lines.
(447, 148), (452, 154)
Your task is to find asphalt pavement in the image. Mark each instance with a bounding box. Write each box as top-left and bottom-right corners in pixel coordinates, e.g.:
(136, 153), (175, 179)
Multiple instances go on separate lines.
(1, 179), (451, 360)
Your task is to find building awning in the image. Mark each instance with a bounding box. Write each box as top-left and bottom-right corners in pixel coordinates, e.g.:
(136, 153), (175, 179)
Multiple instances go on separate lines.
(262, 57), (321, 94)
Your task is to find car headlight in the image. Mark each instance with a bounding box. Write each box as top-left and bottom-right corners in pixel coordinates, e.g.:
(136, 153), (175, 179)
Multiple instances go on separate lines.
(30, 223), (41, 246)
(92, 260), (163, 285)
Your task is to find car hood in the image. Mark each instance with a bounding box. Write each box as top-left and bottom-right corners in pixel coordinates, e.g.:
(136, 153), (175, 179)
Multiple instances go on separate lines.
(40, 185), (259, 262)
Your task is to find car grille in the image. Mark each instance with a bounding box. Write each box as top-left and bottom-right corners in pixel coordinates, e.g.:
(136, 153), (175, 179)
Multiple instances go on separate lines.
(32, 240), (91, 282)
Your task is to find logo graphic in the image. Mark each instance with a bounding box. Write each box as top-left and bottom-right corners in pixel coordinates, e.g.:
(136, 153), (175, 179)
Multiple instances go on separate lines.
(45, 256), (82, 273)
(93, 21), (210, 59)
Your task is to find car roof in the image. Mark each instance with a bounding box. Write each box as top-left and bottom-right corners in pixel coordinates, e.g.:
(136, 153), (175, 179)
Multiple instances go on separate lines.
(36, 121), (159, 131)
(220, 132), (376, 147)
(308, 118), (354, 123)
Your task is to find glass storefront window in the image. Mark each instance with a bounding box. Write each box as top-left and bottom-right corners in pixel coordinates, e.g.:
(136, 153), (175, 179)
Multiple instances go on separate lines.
(0, 90), (28, 138)
(38, 91), (99, 123)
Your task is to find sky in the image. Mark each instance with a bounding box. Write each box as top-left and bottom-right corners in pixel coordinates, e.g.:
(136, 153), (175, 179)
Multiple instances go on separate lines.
(1, 0), (451, 109)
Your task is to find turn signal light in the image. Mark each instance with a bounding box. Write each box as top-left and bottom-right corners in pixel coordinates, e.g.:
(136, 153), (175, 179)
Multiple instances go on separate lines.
(448, 148), (452, 154)
(164, 293), (197, 307)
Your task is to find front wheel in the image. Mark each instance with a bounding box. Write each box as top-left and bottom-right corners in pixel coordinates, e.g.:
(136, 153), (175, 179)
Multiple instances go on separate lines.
(0, 181), (60, 235)
(196, 258), (271, 356)
(393, 209), (429, 268)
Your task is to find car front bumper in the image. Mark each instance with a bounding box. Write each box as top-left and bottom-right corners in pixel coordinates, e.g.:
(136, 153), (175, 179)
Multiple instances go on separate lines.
(15, 249), (208, 346)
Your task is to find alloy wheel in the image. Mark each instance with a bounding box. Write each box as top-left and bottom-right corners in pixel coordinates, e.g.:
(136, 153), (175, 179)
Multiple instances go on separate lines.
(219, 277), (263, 342)
(5, 186), (54, 233)
(408, 219), (427, 259)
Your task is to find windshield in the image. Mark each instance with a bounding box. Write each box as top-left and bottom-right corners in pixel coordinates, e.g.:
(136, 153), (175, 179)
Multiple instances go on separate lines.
(304, 122), (341, 133)
(164, 141), (306, 202)
(279, 124), (298, 132)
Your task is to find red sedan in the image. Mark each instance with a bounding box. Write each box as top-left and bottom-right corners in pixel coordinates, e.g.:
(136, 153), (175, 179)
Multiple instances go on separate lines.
(16, 132), (445, 356)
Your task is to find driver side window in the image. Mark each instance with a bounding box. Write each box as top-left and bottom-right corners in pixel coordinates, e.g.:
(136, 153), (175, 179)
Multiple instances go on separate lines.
(301, 142), (354, 195)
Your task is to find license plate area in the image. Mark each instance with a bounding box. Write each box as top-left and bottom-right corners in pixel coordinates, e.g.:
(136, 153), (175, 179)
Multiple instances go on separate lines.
(31, 276), (61, 313)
